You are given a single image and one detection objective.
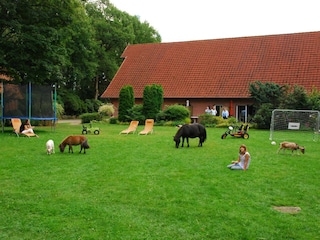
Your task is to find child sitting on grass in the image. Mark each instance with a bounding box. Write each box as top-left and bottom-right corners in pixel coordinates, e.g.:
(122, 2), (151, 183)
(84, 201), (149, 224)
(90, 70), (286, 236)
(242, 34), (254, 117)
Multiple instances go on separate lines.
(227, 144), (251, 171)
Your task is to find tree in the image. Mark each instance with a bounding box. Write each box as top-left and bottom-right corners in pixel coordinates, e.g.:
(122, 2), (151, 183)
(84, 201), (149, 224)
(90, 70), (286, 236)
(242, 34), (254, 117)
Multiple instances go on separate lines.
(279, 85), (309, 110)
(118, 85), (134, 122)
(252, 103), (273, 129)
(307, 87), (320, 111)
(0, 0), (93, 85)
(84, 0), (132, 100)
(142, 84), (164, 119)
(59, 2), (98, 100)
(58, 88), (86, 116)
(130, 16), (161, 44)
(249, 81), (287, 109)
(84, 0), (161, 100)
(0, 0), (162, 115)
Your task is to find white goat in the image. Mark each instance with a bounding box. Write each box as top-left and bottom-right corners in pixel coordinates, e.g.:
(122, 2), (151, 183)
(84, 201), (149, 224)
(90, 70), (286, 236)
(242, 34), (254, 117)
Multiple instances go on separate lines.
(277, 141), (305, 155)
(46, 139), (55, 155)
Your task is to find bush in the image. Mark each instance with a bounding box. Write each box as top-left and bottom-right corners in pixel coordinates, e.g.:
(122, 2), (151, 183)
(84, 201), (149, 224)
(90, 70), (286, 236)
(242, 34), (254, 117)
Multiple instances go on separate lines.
(59, 89), (86, 115)
(159, 104), (190, 121)
(127, 104), (145, 123)
(253, 103), (273, 129)
(198, 114), (220, 127)
(198, 114), (239, 128)
(55, 103), (64, 119)
(98, 104), (115, 117)
(215, 116), (238, 128)
(162, 120), (187, 127)
(85, 99), (103, 113)
(109, 117), (118, 124)
(79, 112), (102, 123)
(184, 117), (191, 124)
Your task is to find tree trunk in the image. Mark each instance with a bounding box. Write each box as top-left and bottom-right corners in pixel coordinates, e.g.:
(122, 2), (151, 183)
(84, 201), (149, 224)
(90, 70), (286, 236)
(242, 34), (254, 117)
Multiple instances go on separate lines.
(94, 75), (99, 100)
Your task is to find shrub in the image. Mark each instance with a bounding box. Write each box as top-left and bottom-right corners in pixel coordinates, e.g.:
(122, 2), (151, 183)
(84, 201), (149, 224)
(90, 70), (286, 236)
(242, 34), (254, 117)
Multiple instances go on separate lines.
(214, 116), (238, 128)
(109, 117), (118, 124)
(55, 103), (64, 119)
(252, 103), (273, 129)
(85, 99), (103, 113)
(79, 112), (102, 123)
(159, 104), (190, 121)
(198, 114), (220, 127)
(98, 103), (115, 117)
(59, 89), (86, 115)
(184, 117), (191, 124)
(127, 104), (145, 123)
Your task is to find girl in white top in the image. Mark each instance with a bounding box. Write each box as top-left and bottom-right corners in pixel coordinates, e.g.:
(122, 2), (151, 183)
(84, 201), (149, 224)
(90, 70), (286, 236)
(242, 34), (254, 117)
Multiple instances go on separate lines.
(211, 106), (217, 116)
(227, 144), (251, 170)
(20, 119), (39, 137)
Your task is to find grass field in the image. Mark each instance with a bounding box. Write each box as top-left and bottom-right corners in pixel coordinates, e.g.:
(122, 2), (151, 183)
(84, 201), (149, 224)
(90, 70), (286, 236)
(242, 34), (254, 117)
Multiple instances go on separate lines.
(0, 122), (319, 239)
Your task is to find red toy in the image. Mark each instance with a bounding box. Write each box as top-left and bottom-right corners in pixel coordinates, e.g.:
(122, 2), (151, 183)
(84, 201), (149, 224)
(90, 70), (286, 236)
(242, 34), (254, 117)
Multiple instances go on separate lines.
(221, 124), (249, 139)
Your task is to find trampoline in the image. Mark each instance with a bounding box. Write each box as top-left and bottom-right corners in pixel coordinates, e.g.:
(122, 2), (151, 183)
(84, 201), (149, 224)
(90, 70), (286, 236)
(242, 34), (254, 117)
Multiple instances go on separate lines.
(1, 82), (57, 133)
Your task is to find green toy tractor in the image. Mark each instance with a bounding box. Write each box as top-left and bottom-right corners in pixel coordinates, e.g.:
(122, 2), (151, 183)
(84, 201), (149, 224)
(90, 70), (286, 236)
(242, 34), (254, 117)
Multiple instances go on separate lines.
(82, 123), (100, 135)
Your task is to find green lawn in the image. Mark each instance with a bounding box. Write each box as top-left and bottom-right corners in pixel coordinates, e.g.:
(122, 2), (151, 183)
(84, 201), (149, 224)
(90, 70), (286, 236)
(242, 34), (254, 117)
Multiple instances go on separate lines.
(0, 122), (319, 239)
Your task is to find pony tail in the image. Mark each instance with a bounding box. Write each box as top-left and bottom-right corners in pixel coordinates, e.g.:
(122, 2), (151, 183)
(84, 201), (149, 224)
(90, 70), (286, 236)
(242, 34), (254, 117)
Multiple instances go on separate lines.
(199, 124), (207, 142)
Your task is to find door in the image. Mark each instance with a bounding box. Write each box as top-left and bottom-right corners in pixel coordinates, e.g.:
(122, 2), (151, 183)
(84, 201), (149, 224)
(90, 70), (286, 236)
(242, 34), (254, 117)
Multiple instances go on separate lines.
(237, 105), (247, 122)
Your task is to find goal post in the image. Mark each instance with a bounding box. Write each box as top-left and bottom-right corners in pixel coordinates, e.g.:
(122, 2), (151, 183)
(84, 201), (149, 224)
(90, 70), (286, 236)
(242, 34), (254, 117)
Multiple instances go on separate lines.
(269, 109), (320, 141)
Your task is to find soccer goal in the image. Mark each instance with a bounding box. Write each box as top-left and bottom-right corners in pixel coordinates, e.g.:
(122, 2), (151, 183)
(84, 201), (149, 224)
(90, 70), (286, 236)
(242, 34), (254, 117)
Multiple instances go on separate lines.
(269, 109), (320, 141)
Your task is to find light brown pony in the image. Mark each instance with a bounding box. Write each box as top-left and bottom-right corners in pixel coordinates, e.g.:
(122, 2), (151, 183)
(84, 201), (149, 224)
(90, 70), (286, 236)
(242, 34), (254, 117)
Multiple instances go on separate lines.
(59, 135), (90, 154)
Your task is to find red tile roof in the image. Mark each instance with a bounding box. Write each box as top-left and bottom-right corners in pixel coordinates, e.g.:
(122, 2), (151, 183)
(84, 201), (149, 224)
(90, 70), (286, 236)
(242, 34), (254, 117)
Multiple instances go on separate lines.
(101, 31), (320, 99)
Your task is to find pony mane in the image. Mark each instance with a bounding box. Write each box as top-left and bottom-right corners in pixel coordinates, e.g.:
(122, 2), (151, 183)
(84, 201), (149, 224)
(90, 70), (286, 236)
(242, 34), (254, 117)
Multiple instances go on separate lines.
(174, 126), (184, 140)
(60, 136), (70, 146)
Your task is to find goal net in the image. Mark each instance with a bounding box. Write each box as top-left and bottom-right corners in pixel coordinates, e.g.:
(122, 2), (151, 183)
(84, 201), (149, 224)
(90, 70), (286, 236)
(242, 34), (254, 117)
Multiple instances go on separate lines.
(269, 109), (320, 141)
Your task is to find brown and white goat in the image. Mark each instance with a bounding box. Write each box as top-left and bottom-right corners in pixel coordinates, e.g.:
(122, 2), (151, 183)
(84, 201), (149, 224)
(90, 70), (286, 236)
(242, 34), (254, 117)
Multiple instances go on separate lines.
(277, 141), (305, 155)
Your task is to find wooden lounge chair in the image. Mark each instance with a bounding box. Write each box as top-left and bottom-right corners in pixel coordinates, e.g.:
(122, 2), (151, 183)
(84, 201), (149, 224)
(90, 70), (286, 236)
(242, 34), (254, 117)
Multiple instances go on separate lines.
(138, 119), (154, 135)
(119, 120), (139, 134)
(11, 118), (37, 137)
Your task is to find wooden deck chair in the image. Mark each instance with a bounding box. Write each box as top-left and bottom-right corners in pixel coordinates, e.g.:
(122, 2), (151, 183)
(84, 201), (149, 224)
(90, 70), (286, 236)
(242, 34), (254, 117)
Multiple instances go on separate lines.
(11, 118), (37, 137)
(138, 119), (154, 135)
(119, 120), (139, 134)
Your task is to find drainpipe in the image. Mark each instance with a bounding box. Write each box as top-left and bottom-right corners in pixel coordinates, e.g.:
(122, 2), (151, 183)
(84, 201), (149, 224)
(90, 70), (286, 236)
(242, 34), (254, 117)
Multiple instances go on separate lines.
(229, 100), (234, 116)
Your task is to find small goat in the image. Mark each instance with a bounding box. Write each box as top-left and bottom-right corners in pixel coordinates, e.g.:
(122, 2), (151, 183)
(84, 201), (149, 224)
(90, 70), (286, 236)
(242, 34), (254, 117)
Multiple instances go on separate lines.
(46, 139), (55, 155)
(277, 141), (305, 155)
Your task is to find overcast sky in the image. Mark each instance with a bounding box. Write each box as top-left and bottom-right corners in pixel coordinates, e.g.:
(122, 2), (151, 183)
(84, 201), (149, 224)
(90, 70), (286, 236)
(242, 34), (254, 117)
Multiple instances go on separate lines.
(110, 0), (320, 42)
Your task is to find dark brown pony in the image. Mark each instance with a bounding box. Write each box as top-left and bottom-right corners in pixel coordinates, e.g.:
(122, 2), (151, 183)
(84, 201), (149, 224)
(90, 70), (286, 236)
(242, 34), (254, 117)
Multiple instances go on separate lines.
(173, 123), (207, 148)
(59, 135), (90, 154)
